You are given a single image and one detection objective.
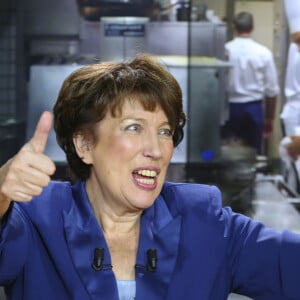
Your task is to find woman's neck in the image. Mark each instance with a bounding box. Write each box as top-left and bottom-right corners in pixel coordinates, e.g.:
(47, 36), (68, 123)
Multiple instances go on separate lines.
(85, 179), (142, 233)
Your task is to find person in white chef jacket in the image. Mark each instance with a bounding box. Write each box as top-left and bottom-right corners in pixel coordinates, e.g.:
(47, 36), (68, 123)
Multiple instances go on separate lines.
(279, 0), (300, 193)
(280, 0), (300, 135)
(225, 11), (279, 155)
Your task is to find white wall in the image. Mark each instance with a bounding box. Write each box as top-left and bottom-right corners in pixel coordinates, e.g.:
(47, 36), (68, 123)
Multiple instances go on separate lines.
(235, 1), (274, 50)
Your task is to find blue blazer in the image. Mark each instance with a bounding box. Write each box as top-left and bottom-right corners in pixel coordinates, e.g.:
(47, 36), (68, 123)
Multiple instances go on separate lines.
(0, 181), (300, 299)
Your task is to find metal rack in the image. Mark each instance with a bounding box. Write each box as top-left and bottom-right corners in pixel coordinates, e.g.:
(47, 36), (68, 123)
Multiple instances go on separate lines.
(0, 0), (26, 165)
(0, 0), (17, 120)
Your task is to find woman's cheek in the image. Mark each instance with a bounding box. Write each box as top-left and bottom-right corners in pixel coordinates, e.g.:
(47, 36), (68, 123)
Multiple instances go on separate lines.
(110, 136), (141, 155)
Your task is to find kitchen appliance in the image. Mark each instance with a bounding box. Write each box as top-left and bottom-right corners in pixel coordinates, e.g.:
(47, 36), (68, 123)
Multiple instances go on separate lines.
(99, 17), (149, 61)
(153, 55), (231, 163)
(77, 0), (160, 21)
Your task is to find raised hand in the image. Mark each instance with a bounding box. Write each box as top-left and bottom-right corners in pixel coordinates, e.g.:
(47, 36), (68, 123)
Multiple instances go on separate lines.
(0, 111), (56, 208)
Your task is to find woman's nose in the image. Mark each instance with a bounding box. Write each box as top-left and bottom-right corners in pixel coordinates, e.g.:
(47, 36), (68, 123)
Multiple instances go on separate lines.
(142, 133), (163, 159)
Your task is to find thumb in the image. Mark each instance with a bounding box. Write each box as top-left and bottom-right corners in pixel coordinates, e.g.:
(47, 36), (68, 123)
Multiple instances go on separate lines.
(29, 111), (53, 153)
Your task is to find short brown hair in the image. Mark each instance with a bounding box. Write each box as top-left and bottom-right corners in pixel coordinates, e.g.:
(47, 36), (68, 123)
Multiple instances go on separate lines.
(53, 54), (186, 181)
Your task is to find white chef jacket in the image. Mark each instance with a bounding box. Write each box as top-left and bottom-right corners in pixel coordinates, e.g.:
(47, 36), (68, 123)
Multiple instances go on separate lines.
(284, 43), (300, 100)
(225, 37), (279, 103)
(279, 43), (300, 194)
(281, 43), (300, 136)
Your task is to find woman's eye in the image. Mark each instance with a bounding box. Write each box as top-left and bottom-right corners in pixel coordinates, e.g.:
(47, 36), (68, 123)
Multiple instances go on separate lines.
(159, 128), (173, 137)
(126, 124), (142, 132)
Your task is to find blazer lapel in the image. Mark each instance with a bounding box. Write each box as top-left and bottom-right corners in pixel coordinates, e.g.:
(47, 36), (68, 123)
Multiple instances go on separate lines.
(63, 185), (119, 300)
(135, 196), (182, 300)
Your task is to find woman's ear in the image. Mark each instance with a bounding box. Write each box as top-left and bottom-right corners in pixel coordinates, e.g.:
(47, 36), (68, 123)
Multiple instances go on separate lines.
(73, 133), (93, 164)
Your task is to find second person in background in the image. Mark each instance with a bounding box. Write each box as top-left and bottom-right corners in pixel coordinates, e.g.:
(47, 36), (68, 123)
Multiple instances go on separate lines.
(225, 11), (279, 155)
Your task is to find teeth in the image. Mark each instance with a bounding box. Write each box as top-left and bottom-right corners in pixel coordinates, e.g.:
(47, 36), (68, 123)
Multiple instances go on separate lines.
(136, 178), (155, 185)
(137, 170), (157, 177)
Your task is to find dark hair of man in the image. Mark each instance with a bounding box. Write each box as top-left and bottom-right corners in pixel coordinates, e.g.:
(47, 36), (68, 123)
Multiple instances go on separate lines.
(53, 54), (186, 181)
(233, 11), (253, 34)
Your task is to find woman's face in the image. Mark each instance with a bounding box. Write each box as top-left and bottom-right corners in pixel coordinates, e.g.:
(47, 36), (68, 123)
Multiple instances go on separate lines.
(79, 100), (174, 214)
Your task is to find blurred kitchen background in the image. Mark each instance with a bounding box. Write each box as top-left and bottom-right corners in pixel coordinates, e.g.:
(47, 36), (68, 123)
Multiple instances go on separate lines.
(0, 1), (299, 299)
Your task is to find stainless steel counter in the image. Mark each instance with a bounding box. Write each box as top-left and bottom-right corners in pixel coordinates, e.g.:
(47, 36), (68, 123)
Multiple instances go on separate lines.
(251, 174), (300, 232)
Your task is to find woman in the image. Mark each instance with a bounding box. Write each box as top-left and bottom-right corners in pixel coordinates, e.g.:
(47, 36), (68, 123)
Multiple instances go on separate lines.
(0, 54), (300, 299)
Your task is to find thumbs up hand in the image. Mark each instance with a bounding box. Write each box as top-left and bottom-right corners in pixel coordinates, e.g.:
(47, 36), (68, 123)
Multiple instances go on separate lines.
(0, 111), (56, 211)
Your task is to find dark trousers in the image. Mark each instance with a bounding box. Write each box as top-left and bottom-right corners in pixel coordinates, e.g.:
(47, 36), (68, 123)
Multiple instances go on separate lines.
(226, 100), (263, 154)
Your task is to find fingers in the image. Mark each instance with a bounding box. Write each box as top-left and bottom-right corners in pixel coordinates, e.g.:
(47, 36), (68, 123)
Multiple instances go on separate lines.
(1, 158), (55, 202)
(29, 111), (53, 153)
(2, 179), (45, 202)
(1, 147), (56, 202)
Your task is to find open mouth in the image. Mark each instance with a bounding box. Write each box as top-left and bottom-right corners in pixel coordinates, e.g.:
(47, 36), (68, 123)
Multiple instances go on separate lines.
(132, 169), (159, 187)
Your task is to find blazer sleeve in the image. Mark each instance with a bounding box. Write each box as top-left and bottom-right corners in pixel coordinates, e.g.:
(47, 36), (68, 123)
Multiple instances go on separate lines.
(0, 203), (29, 285)
(225, 208), (300, 299)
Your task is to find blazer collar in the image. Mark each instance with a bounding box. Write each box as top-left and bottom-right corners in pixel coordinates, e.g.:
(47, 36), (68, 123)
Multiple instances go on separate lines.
(63, 181), (181, 300)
